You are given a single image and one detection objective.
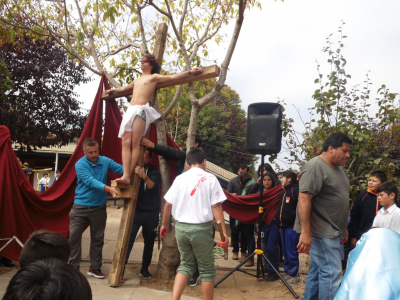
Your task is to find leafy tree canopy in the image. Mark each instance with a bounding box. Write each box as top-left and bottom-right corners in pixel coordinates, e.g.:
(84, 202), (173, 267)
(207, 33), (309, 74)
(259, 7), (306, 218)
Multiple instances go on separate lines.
(280, 23), (400, 199)
(0, 35), (90, 150)
(158, 79), (256, 172)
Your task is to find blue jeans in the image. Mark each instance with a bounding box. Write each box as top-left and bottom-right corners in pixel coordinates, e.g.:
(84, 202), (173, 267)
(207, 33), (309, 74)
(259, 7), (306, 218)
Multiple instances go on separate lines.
(302, 236), (342, 300)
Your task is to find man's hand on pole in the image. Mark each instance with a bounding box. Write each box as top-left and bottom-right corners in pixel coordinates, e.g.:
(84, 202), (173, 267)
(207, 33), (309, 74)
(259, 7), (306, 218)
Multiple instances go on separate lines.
(141, 137), (155, 149)
(134, 166), (146, 179)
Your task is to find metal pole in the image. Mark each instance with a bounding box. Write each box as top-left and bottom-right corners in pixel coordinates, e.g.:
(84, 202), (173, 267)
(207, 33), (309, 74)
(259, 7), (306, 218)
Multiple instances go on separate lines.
(55, 152), (59, 173)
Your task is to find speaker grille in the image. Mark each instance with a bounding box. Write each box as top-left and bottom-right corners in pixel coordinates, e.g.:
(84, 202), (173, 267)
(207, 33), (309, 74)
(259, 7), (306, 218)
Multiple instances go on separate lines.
(246, 103), (282, 155)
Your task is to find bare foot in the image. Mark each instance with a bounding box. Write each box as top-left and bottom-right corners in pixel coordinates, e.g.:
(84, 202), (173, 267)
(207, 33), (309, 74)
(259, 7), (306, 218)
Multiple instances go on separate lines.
(115, 176), (130, 185)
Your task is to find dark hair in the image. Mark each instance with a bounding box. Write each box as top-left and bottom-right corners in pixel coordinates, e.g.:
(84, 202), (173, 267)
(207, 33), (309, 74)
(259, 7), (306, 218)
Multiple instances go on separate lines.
(143, 54), (161, 74)
(43, 173), (48, 176)
(282, 170), (297, 184)
(3, 259), (92, 300)
(82, 138), (99, 150)
(239, 164), (249, 172)
(262, 172), (276, 189)
(370, 170), (387, 184)
(145, 149), (153, 158)
(20, 230), (71, 268)
(258, 163), (277, 178)
(276, 171), (283, 176)
(377, 181), (398, 200)
(56, 170), (61, 173)
(195, 133), (203, 147)
(186, 147), (206, 166)
(322, 133), (352, 152)
(238, 172), (253, 195)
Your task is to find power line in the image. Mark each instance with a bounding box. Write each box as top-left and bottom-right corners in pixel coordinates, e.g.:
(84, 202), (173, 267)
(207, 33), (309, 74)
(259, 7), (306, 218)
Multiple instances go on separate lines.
(202, 143), (252, 156)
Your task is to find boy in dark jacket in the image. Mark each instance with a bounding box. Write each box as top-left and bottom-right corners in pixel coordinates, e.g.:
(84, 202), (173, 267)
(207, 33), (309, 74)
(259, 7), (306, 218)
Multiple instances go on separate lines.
(275, 170), (300, 284)
(348, 170), (387, 249)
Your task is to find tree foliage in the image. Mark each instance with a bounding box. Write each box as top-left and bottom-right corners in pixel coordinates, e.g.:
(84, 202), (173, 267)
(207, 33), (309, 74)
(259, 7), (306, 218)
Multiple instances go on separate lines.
(280, 23), (400, 198)
(159, 79), (256, 172)
(0, 35), (89, 150)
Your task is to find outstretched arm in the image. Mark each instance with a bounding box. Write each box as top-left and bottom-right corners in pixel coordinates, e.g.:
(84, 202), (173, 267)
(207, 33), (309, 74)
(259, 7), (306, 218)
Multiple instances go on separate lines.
(105, 81), (134, 94)
(155, 68), (203, 84)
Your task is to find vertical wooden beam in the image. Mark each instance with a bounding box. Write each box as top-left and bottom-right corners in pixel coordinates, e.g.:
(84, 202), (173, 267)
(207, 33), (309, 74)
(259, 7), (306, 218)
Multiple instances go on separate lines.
(108, 23), (169, 287)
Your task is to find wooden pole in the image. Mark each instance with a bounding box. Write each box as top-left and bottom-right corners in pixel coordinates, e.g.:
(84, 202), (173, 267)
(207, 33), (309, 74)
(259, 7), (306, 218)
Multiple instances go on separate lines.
(107, 23), (169, 288)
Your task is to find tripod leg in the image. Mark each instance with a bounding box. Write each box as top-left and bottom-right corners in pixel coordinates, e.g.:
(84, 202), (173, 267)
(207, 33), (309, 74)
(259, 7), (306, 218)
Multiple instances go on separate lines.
(214, 252), (255, 288)
(256, 252), (266, 279)
(261, 253), (299, 298)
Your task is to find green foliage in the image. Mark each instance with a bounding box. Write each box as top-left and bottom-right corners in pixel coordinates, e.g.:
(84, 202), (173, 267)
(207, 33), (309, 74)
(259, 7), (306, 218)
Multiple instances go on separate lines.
(0, 0), (262, 85)
(158, 79), (256, 172)
(281, 23), (400, 199)
(0, 59), (13, 95)
(0, 35), (89, 150)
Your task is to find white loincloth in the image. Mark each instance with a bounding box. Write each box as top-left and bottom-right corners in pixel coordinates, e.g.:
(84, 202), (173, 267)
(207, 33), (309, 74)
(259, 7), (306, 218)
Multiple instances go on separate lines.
(118, 103), (161, 138)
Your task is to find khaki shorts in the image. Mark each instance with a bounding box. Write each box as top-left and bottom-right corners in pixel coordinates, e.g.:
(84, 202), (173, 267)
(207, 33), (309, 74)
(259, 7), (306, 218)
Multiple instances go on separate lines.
(175, 221), (216, 282)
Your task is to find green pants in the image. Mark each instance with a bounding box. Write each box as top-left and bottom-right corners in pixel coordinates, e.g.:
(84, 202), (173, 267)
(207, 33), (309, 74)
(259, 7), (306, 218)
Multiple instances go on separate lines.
(175, 221), (216, 282)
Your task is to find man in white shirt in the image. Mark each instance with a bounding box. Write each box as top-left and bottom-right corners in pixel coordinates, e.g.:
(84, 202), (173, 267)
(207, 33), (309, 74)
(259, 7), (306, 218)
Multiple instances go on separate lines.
(372, 181), (400, 234)
(161, 147), (229, 300)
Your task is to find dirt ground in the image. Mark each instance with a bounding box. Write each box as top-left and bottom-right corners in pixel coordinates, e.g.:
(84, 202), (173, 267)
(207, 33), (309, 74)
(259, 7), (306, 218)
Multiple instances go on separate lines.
(1, 264), (304, 299)
(127, 263), (305, 300)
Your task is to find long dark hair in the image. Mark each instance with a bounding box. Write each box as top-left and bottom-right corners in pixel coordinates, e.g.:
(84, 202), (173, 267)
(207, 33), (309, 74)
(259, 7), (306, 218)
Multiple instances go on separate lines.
(238, 172), (253, 195)
(258, 163), (277, 178)
(143, 54), (161, 74)
(262, 172), (276, 190)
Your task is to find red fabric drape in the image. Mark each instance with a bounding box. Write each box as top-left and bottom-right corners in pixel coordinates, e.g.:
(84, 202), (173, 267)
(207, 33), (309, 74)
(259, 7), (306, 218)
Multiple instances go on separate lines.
(222, 186), (281, 225)
(0, 73), (279, 262)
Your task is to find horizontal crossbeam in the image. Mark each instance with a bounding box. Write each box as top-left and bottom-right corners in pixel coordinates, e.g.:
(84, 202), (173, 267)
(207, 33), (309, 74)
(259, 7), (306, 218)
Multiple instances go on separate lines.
(101, 65), (220, 100)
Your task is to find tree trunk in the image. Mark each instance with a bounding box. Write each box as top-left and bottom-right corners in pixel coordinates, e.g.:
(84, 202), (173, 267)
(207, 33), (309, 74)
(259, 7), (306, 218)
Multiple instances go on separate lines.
(186, 103), (201, 150)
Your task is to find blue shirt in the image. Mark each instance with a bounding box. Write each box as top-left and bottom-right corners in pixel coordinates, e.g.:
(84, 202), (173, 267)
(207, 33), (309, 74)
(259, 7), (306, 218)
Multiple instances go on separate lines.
(74, 155), (123, 207)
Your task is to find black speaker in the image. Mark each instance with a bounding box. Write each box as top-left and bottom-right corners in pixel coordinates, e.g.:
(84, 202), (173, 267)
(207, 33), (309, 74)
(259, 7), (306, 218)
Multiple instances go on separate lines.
(246, 102), (282, 155)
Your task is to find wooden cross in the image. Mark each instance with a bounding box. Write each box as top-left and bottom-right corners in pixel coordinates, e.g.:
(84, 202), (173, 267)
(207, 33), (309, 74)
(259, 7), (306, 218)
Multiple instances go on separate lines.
(106, 23), (220, 287)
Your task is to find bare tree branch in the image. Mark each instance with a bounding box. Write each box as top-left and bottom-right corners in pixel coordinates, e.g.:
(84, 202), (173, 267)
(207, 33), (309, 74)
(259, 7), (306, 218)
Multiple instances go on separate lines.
(162, 84), (183, 118)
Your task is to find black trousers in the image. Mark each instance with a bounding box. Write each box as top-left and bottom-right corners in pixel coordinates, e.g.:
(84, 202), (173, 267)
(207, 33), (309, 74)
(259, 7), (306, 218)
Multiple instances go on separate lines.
(229, 216), (248, 253)
(125, 210), (159, 269)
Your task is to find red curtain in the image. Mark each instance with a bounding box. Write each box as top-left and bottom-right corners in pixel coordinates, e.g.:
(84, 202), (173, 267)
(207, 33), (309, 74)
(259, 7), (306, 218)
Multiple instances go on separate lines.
(222, 186), (281, 225)
(0, 74), (279, 261)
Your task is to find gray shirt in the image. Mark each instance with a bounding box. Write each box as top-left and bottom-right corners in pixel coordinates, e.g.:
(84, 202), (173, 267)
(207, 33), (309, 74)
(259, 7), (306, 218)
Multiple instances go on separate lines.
(227, 176), (240, 195)
(294, 156), (350, 240)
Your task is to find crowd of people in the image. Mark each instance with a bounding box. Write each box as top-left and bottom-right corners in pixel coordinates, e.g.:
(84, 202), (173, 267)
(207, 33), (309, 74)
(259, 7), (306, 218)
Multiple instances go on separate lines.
(226, 132), (400, 299)
(3, 131), (400, 300)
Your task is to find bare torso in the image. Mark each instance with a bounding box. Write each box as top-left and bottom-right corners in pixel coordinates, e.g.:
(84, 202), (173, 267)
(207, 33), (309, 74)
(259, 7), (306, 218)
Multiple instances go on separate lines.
(130, 74), (159, 106)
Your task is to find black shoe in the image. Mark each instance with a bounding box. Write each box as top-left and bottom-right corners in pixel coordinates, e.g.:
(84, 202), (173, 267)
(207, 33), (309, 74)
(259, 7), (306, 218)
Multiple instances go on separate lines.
(188, 271), (200, 286)
(139, 268), (153, 279)
(1, 257), (15, 268)
(265, 273), (280, 282)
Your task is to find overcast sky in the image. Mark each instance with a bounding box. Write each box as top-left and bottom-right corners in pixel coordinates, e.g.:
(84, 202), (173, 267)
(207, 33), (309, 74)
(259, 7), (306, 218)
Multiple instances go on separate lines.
(75, 0), (400, 168)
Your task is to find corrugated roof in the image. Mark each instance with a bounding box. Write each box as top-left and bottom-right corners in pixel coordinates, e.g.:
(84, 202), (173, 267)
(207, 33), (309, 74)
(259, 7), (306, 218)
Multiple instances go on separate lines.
(205, 161), (236, 181)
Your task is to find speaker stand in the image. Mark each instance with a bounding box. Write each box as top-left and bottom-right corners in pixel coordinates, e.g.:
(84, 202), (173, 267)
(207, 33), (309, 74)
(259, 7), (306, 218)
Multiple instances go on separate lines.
(215, 155), (299, 299)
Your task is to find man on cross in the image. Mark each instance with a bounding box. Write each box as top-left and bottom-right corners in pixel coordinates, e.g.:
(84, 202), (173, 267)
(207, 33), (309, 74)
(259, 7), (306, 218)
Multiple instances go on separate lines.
(105, 54), (202, 185)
